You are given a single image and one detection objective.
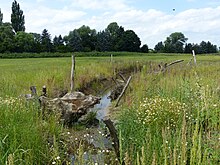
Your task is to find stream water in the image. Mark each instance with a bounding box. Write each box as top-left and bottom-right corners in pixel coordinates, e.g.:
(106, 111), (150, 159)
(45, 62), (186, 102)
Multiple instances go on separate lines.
(69, 91), (115, 164)
(93, 90), (112, 120)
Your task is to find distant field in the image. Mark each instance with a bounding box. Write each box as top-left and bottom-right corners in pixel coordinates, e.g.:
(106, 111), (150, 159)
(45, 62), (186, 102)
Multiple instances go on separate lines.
(0, 53), (219, 97)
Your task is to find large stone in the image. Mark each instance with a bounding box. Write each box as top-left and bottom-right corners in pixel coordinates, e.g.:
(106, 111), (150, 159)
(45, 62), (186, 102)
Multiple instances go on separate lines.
(40, 92), (101, 125)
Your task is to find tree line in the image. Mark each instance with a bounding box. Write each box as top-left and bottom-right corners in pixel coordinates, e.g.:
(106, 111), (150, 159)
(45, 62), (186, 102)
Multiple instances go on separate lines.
(154, 32), (218, 54)
(0, 1), (218, 54)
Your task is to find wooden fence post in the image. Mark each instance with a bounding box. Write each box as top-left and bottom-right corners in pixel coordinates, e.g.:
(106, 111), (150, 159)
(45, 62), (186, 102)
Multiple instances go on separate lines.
(70, 54), (75, 93)
(192, 50), (197, 65)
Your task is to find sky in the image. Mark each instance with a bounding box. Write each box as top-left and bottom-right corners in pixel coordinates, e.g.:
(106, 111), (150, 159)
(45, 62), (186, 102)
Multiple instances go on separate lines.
(1, 0), (220, 48)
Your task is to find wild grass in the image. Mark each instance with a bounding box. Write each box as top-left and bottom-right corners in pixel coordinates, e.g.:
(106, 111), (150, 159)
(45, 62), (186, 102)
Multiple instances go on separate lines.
(0, 97), (64, 164)
(0, 53), (219, 164)
(118, 57), (220, 164)
(0, 56), (151, 97)
(0, 55), (149, 164)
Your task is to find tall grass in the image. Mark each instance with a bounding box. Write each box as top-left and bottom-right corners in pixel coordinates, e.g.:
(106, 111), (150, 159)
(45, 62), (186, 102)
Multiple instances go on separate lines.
(0, 55), (151, 164)
(0, 56), (150, 97)
(118, 59), (220, 164)
(0, 97), (64, 164)
(0, 54), (219, 164)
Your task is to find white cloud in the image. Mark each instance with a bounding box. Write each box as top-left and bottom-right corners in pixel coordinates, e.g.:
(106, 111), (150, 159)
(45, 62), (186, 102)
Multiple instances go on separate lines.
(70, 0), (131, 11)
(101, 6), (220, 48)
(1, 0), (220, 48)
(24, 5), (86, 36)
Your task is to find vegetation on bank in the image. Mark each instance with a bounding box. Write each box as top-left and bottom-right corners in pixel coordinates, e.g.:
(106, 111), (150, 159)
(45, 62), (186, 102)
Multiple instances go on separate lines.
(0, 54), (219, 164)
(118, 59), (220, 164)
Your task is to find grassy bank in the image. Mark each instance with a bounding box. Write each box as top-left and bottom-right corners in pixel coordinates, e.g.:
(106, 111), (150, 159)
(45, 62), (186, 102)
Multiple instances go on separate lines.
(118, 56), (220, 164)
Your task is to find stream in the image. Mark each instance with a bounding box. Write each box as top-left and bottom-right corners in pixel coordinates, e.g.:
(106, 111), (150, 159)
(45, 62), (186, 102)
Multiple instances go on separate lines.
(93, 90), (112, 120)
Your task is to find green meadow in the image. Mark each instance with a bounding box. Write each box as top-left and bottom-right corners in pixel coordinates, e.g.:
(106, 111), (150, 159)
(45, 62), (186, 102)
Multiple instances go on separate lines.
(0, 53), (219, 164)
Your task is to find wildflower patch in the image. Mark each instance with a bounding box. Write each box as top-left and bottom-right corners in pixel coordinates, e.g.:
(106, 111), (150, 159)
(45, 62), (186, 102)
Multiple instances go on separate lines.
(137, 96), (187, 128)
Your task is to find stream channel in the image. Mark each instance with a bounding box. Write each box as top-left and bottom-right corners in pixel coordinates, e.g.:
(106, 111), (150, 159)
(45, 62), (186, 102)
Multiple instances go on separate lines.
(69, 88), (118, 164)
(93, 90), (112, 120)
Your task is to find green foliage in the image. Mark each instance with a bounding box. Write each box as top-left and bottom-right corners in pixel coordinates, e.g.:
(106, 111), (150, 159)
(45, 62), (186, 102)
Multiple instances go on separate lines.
(64, 29), (83, 52)
(96, 30), (112, 51)
(164, 32), (187, 53)
(11, 0), (25, 32)
(0, 51), (150, 58)
(116, 30), (141, 52)
(30, 32), (42, 53)
(193, 41), (218, 54)
(0, 23), (15, 53)
(41, 29), (53, 52)
(184, 43), (193, 53)
(53, 35), (66, 52)
(79, 111), (98, 126)
(154, 41), (164, 53)
(154, 33), (218, 54)
(77, 25), (97, 52)
(0, 9), (3, 25)
(14, 31), (35, 52)
(140, 44), (149, 53)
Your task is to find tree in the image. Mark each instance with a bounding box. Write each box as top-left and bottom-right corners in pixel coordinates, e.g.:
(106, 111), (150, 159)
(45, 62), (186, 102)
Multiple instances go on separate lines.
(0, 23), (15, 52)
(96, 30), (112, 51)
(140, 44), (149, 53)
(116, 30), (141, 52)
(184, 43), (193, 53)
(198, 41), (217, 54)
(164, 32), (187, 53)
(106, 22), (120, 38)
(199, 41), (207, 53)
(154, 41), (164, 52)
(192, 43), (201, 54)
(76, 25), (97, 51)
(53, 35), (63, 46)
(64, 29), (83, 52)
(106, 22), (124, 51)
(0, 9), (3, 25)
(11, 0), (25, 32)
(30, 32), (42, 53)
(53, 35), (67, 52)
(41, 29), (52, 52)
(14, 32), (35, 52)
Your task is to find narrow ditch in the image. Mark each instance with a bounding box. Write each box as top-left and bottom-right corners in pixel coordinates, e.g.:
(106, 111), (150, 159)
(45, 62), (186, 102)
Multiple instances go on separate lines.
(51, 63), (147, 164)
(92, 90), (112, 120)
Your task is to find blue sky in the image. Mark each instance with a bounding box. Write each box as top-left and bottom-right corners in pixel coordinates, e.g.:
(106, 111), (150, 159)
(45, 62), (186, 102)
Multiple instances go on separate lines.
(1, 0), (220, 48)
